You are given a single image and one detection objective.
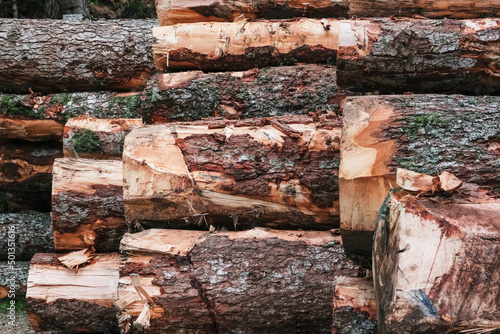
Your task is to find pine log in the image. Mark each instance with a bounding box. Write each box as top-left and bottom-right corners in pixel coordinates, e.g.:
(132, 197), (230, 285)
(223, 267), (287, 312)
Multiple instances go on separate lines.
(123, 115), (342, 231)
(63, 116), (143, 159)
(0, 261), (29, 300)
(157, 0), (348, 25)
(26, 253), (120, 333)
(0, 117), (63, 141)
(117, 228), (364, 333)
(373, 190), (500, 333)
(141, 65), (343, 123)
(2, 191), (52, 212)
(153, 19), (344, 70)
(349, 0), (500, 19)
(0, 212), (53, 261)
(337, 18), (500, 94)
(0, 19), (155, 94)
(52, 158), (126, 252)
(339, 95), (500, 262)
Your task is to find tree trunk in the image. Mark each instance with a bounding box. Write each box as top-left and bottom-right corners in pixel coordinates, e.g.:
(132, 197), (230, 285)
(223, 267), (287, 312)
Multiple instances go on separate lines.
(123, 115), (342, 231)
(153, 19), (342, 71)
(118, 228), (365, 334)
(140, 65), (343, 123)
(373, 190), (500, 333)
(63, 116), (143, 159)
(26, 253), (120, 333)
(52, 158), (126, 252)
(349, 0), (500, 19)
(337, 18), (500, 95)
(0, 19), (155, 94)
(0, 117), (63, 141)
(156, 0), (348, 25)
(0, 261), (29, 300)
(0, 212), (53, 261)
(56, 0), (90, 17)
(339, 94), (500, 263)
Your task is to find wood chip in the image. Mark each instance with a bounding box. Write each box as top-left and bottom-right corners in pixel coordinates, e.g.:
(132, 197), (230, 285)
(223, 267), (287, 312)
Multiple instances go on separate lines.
(57, 248), (95, 270)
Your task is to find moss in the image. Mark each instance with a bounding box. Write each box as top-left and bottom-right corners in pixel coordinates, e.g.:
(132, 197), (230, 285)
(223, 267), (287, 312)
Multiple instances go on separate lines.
(0, 299), (26, 310)
(0, 95), (43, 119)
(71, 129), (103, 154)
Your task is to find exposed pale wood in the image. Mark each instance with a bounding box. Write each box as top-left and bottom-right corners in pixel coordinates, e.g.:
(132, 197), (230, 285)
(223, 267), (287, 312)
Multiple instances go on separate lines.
(58, 248), (95, 270)
(153, 19), (344, 70)
(374, 190), (500, 333)
(0, 261), (29, 300)
(396, 168), (437, 193)
(0, 118), (63, 141)
(26, 253), (119, 333)
(118, 228), (364, 333)
(52, 158), (126, 252)
(439, 171), (463, 192)
(123, 116), (342, 230)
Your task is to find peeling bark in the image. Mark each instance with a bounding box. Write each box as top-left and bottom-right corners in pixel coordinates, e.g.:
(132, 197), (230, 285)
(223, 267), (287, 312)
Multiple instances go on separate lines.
(0, 261), (29, 300)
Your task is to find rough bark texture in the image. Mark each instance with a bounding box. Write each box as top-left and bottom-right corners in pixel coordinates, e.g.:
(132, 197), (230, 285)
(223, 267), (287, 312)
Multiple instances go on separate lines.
(52, 158), (126, 252)
(26, 253), (120, 333)
(337, 18), (500, 94)
(118, 228), (364, 334)
(56, 0), (90, 17)
(339, 95), (500, 262)
(63, 116), (143, 159)
(123, 115), (342, 231)
(0, 19), (155, 94)
(0, 212), (53, 261)
(153, 19), (341, 70)
(374, 190), (500, 334)
(0, 261), (29, 300)
(141, 65), (344, 123)
(157, 0), (348, 25)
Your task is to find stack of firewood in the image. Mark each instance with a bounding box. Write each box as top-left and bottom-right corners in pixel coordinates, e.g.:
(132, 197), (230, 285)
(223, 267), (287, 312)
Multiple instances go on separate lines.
(0, 0), (499, 333)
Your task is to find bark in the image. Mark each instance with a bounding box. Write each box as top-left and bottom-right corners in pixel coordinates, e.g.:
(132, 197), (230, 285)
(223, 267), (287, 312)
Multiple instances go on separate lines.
(141, 65), (344, 123)
(63, 116), (143, 159)
(56, 0), (90, 17)
(153, 19), (342, 70)
(123, 115), (342, 231)
(337, 18), (500, 95)
(26, 253), (120, 333)
(0, 261), (29, 300)
(0, 212), (53, 261)
(349, 0), (500, 19)
(2, 191), (52, 212)
(373, 190), (500, 333)
(52, 158), (126, 252)
(339, 95), (500, 262)
(0, 19), (155, 94)
(118, 228), (364, 334)
(156, 0), (348, 25)
(0, 139), (62, 192)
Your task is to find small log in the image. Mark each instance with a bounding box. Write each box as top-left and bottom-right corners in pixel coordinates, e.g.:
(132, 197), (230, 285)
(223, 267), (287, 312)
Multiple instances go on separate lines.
(339, 95), (500, 262)
(123, 116), (342, 230)
(0, 19), (155, 94)
(0, 212), (53, 261)
(373, 190), (500, 333)
(63, 116), (143, 159)
(26, 253), (120, 333)
(0, 117), (63, 141)
(337, 18), (500, 94)
(117, 228), (364, 333)
(0, 261), (29, 300)
(157, 0), (349, 25)
(153, 19), (343, 70)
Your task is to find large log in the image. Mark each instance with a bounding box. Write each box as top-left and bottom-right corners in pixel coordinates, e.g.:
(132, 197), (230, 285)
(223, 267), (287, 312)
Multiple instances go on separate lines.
(337, 18), (500, 94)
(0, 261), (29, 300)
(123, 115), (342, 231)
(0, 19), (155, 94)
(0, 212), (53, 261)
(117, 228), (364, 333)
(140, 65), (343, 123)
(339, 95), (500, 262)
(156, 0), (349, 25)
(373, 190), (500, 333)
(26, 253), (120, 333)
(52, 158), (126, 252)
(153, 19), (345, 70)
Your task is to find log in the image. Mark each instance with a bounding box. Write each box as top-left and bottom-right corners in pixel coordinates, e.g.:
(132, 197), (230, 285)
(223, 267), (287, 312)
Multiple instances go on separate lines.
(337, 18), (500, 94)
(0, 19), (155, 94)
(2, 191), (52, 212)
(140, 65), (343, 123)
(0, 117), (63, 141)
(339, 94), (500, 262)
(0, 212), (53, 261)
(153, 19), (344, 70)
(117, 228), (364, 333)
(63, 116), (143, 159)
(156, 0), (349, 25)
(349, 0), (500, 19)
(373, 190), (500, 333)
(26, 253), (120, 333)
(123, 115), (342, 231)
(52, 158), (126, 252)
(0, 261), (29, 300)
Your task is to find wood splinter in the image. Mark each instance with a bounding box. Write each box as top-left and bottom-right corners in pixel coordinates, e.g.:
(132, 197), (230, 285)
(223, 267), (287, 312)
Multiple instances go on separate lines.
(117, 273), (155, 332)
(57, 248), (95, 271)
(396, 168), (463, 194)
